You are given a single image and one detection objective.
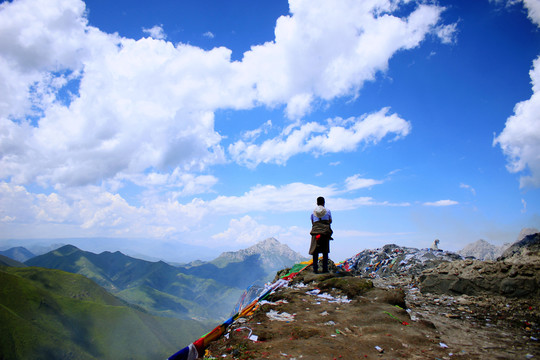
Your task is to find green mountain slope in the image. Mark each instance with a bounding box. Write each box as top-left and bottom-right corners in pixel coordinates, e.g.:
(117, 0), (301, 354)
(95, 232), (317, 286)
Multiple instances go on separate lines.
(0, 254), (26, 267)
(0, 266), (209, 360)
(26, 245), (242, 320)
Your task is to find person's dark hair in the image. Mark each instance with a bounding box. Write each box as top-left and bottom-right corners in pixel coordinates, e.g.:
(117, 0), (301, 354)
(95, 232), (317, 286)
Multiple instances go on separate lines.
(316, 196), (325, 206)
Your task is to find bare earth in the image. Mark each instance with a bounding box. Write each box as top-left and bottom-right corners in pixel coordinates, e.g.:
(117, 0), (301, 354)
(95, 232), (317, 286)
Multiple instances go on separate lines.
(204, 271), (540, 360)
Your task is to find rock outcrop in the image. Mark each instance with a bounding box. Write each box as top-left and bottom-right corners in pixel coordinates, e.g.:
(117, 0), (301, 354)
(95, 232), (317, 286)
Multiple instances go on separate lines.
(420, 233), (540, 298)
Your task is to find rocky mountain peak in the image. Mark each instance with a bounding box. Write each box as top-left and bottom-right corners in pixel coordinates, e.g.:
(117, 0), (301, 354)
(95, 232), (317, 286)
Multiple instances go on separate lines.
(212, 238), (307, 271)
(458, 239), (509, 260)
(246, 237), (296, 256)
(500, 232), (540, 262)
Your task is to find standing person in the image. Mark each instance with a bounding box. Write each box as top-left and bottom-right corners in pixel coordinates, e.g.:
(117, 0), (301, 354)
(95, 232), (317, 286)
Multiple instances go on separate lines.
(309, 196), (332, 273)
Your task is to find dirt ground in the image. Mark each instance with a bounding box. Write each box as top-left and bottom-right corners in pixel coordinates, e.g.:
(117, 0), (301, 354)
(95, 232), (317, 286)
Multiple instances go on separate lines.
(204, 271), (539, 360)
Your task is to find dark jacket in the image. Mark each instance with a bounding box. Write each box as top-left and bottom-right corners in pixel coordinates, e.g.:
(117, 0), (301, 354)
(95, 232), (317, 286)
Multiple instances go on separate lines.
(309, 219), (332, 255)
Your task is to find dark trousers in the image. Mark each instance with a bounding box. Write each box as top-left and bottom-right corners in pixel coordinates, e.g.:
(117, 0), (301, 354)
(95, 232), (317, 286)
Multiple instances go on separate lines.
(313, 252), (328, 273)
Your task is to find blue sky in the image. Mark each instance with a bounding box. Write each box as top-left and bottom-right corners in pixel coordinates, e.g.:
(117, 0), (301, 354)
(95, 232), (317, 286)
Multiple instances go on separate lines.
(0, 0), (539, 262)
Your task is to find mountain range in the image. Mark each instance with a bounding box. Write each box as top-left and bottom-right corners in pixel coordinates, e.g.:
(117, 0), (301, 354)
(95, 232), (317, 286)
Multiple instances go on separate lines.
(0, 265), (208, 360)
(1, 237), (306, 359)
(23, 237), (305, 321)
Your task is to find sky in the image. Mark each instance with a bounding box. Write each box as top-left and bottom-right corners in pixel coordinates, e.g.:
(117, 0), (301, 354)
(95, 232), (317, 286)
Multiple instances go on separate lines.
(1, 0), (540, 263)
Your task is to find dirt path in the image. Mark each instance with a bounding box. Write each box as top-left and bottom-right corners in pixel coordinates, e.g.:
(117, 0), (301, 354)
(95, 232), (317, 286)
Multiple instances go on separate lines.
(204, 272), (539, 360)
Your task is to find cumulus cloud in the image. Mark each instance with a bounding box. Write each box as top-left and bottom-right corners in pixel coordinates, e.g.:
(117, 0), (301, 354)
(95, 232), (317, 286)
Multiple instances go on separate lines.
(423, 200), (459, 207)
(345, 175), (384, 191)
(241, 1), (446, 118)
(143, 25), (167, 40)
(0, 0), (449, 188)
(127, 169), (218, 197)
(212, 215), (282, 244)
(229, 107), (411, 167)
(435, 23), (458, 44)
(0, 0), (89, 119)
(0, 177), (409, 242)
(523, 0), (540, 26)
(494, 55), (540, 188)
(0, 0), (454, 242)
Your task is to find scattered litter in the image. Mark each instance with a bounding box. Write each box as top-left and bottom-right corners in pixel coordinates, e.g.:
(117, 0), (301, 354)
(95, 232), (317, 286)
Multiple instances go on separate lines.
(259, 299), (289, 306)
(525, 354), (534, 359)
(337, 244), (463, 277)
(306, 289), (351, 303)
(249, 334), (258, 342)
(375, 346), (384, 353)
(439, 342), (449, 348)
(325, 320), (336, 326)
(406, 309), (418, 321)
(317, 292), (334, 300)
(531, 336), (538, 341)
(234, 326), (253, 338)
(320, 311), (329, 316)
(266, 310), (295, 322)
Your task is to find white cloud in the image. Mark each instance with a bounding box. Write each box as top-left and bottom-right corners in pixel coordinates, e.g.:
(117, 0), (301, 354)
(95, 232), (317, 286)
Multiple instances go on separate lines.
(203, 31), (215, 39)
(212, 215), (282, 244)
(460, 183), (476, 196)
(126, 169), (218, 197)
(0, 176), (410, 242)
(494, 55), (540, 188)
(345, 175), (384, 191)
(241, 120), (273, 141)
(491, 0), (540, 25)
(0, 0), (450, 189)
(423, 200), (459, 207)
(143, 25), (167, 40)
(435, 23), (458, 44)
(229, 107), (411, 167)
(0, 0), (89, 119)
(523, 0), (540, 26)
(241, 1), (447, 118)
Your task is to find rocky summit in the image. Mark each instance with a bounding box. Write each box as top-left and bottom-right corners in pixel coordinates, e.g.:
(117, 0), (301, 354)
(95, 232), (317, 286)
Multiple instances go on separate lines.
(420, 233), (540, 297)
(203, 234), (539, 359)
